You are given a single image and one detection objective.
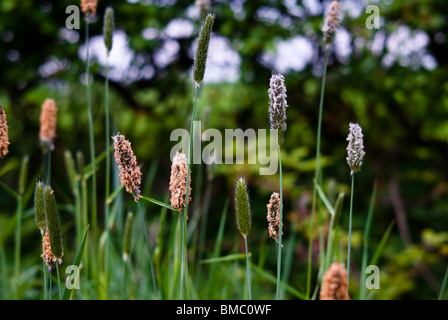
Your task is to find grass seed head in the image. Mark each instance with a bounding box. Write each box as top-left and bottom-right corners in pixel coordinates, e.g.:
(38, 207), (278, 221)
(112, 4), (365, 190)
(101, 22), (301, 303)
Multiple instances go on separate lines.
(169, 152), (192, 212)
(41, 231), (55, 271)
(346, 122), (366, 175)
(0, 105), (10, 159)
(43, 185), (64, 260)
(193, 12), (215, 85)
(34, 181), (46, 233)
(39, 98), (57, 152)
(81, 0), (97, 17)
(112, 134), (143, 202)
(103, 7), (115, 56)
(234, 177), (252, 237)
(268, 74), (288, 146)
(267, 192), (282, 243)
(322, 0), (340, 45)
(320, 262), (350, 300)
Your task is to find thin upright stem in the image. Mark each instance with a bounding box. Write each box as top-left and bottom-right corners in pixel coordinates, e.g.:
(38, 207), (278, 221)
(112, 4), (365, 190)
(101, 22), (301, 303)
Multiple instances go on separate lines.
(439, 264), (448, 300)
(347, 173), (355, 287)
(181, 84), (200, 299)
(137, 201), (158, 296)
(46, 150), (51, 184)
(276, 146), (283, 300)
(85, 21), (97, 243)
(56, 262), (62, 300)
(307, 47), (330, 299)
(49, 270), (52, 300)
(244, 236), (252, 300)
(104, 57), (111, 284)
(180, 211), (186, 299)
(13, 196), (22, 299)
(43, 260), (47, 300)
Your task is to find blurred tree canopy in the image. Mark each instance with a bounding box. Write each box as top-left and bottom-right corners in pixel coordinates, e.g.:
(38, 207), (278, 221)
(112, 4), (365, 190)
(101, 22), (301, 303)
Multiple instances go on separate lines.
(0, 0), (447, 299)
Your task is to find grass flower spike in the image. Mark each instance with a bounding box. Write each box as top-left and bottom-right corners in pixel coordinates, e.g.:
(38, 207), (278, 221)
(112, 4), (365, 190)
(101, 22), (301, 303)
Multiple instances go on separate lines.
(234, 177), (253, 299)
(234, 177), (252, 237)
(41, 231), (56, 270)
(39, 99), (57, 152)
(169, 152), (192, 212)
(43, 185), (64, 262)
(0, 105), (10, 159)
(103, 7), (115, 56)
(193, 13), (215, 85)
(267, 192), (282, 243)
(34, 181), (46, 233)
(0, 106), (9, 159)
(346, 122), (366, 176)
(268, 74), (288, 146)
(112, 134), (142, 202)
(322, 0), (340, 45)
(81, 0), (97, 18)
(320, 262), (350, 300)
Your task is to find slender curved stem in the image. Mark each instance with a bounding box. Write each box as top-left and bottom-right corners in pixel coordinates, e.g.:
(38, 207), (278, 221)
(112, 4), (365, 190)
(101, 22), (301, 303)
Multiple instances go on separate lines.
(306, 47), (330, 299)
(439, 265), (448, 300)
(276, 146), (283, 300)
(347, 173), (355, 288)
(244, 236), (252, 300)
(137, 201), (158, 297)
(104, 57), (111, 284)
(181, 84), (200, 299)
(56, 262), (62, 300)
(85, 21), (97, 244)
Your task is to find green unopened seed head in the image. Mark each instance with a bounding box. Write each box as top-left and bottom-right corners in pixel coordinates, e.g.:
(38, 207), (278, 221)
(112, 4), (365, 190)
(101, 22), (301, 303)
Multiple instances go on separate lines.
(123, 211), (134, 262)
(103, 7), (115, 56)
(193, 12), (215, 85)
(34, 181), (46, 233)
(234, 177), (252, 237)
(44, 185), (64, 259)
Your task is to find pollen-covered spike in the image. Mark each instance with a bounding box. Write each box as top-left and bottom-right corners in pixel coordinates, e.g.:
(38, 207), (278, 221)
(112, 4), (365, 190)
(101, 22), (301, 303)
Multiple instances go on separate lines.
(39, 99), (58, 152)
(169, 152), (192, 212)
(0, 105), (10, 159)
(112, 134), (143, 202)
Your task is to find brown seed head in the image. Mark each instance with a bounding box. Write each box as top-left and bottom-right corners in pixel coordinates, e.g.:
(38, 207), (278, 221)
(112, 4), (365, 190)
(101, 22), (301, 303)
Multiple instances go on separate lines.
(322, 0), (340, 45)
(41, 230), (63, 271)
(267, 192), (283, 243)
(112, 134), (142, 202)
(81, 0), (97, 16)
(320, 262), (350, 300)
(39, 99), (57, 152)
(169, 152), (192, 212)
(0, 105), (10, 159)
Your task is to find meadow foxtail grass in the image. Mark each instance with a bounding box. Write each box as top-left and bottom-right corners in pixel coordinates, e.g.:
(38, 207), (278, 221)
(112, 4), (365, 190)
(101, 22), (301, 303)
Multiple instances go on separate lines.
(268, 74), (288, 299)
(234, 177), (253, 300)
(307, 0), (340, 299)
(346, 122), (365, 287)
(0, 105), (10, 159)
